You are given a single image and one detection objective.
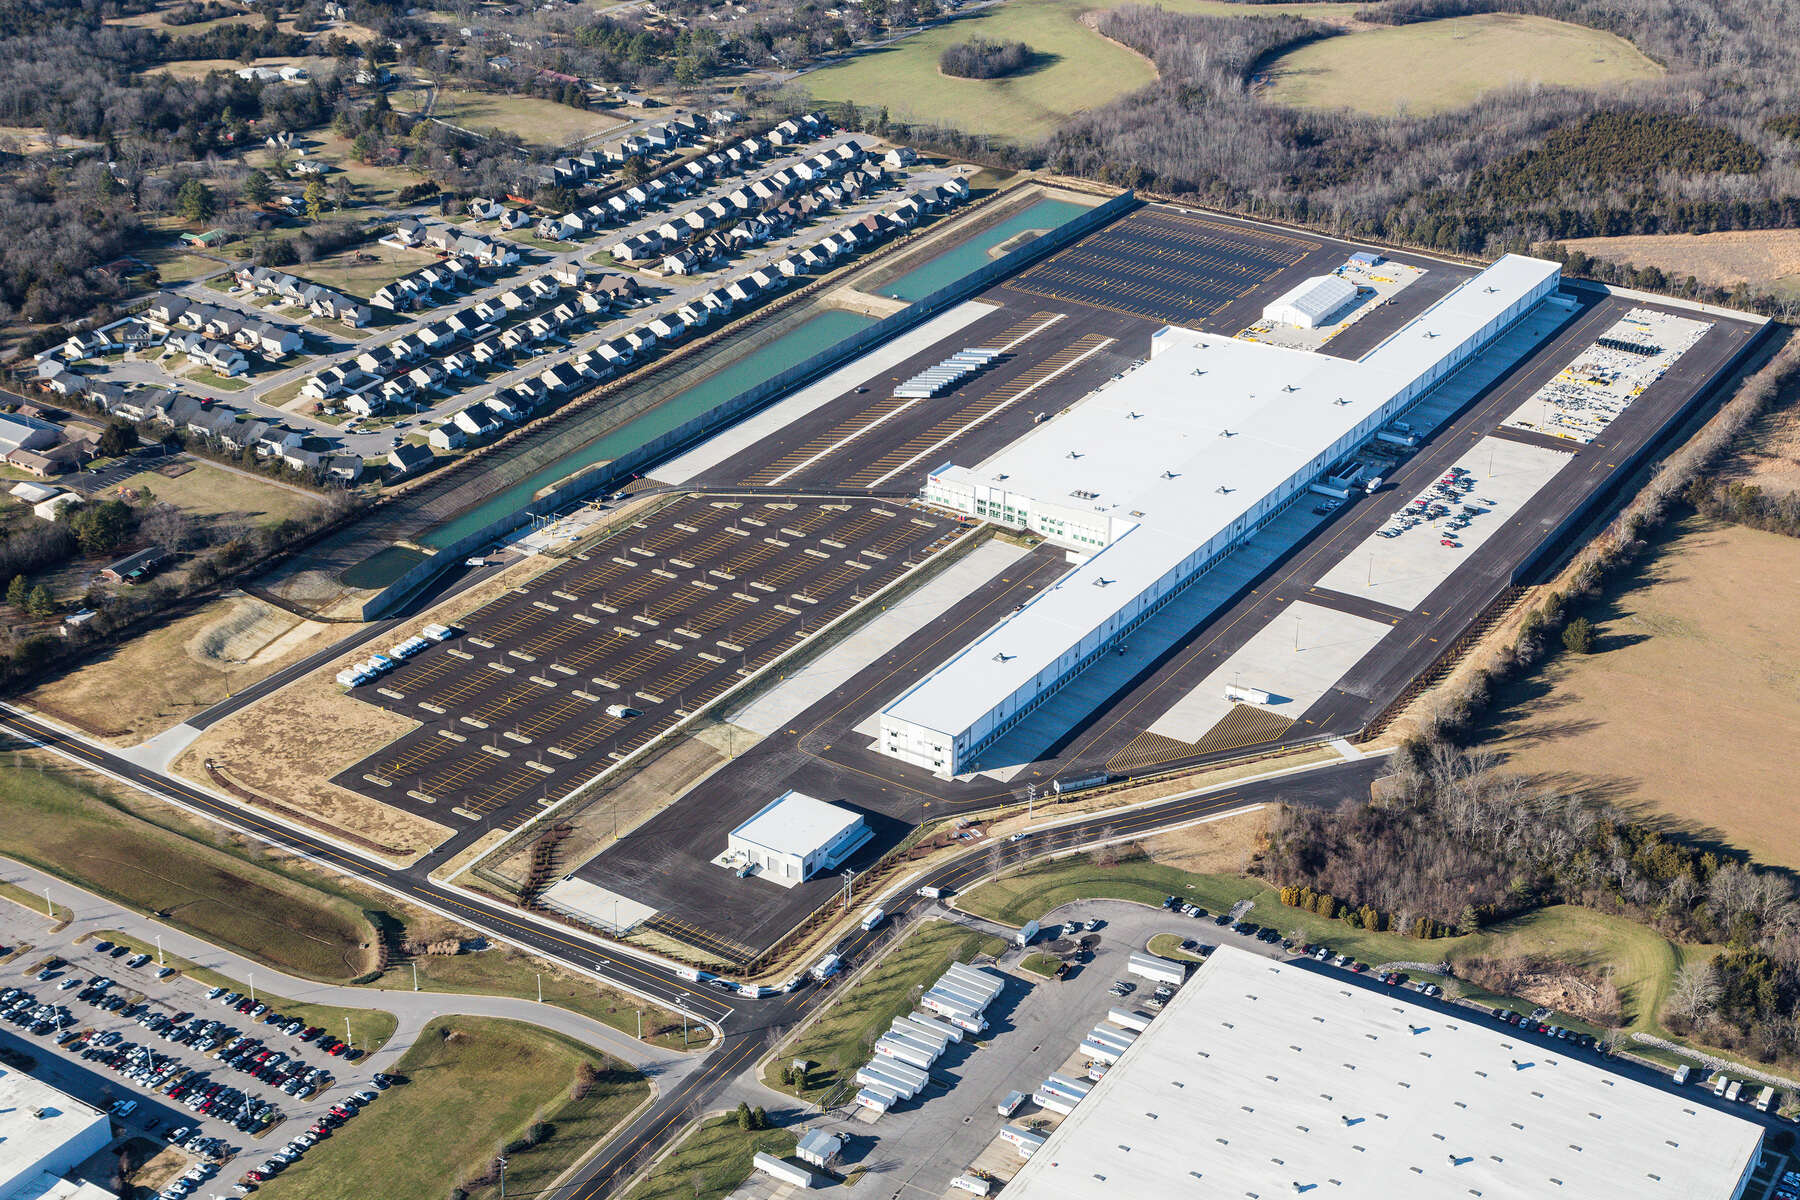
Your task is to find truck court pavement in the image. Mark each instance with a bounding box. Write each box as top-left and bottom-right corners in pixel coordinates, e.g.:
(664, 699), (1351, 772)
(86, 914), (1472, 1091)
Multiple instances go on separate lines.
(334, 494), (961, 832)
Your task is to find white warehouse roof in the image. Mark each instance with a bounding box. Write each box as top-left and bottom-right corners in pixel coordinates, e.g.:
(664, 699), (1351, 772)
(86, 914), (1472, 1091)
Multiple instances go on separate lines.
(883, 255), (1560, 748)
(0, 1067), (111, 1198)
(1002, 946), (1763, 1200)
(729, 790), (864, 860)
(1264, 271), (1359, 327)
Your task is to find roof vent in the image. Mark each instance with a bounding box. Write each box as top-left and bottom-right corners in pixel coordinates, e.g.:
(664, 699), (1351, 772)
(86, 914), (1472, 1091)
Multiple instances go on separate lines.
(1220, 428), (1236, 437)
(992, 652), (1015, 663)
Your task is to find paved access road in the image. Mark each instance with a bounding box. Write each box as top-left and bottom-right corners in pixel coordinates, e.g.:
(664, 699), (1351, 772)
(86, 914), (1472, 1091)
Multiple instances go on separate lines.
(0, 698), (1381, 1198)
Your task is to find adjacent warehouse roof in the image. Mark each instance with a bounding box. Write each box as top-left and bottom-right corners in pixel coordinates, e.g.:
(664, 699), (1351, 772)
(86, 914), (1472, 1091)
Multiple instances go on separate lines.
(729, 790), (865, 860)
(1002, 946), (1763, 1200)
(1263, 272), (1359, 328)
(0, 1067), (112, 1200)
(882, 256), (1561, 747)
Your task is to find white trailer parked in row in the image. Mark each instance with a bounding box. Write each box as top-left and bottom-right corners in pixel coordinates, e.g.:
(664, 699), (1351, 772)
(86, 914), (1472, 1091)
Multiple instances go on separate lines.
(1107, 1007), (1154, 1032)
(1127, 951), (1188, 987)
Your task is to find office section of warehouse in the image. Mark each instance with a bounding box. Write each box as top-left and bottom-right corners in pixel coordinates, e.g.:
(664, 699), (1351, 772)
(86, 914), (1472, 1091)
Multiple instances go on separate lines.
(1001, 946), (1763, 1200)
(878, 254), (1561, 775)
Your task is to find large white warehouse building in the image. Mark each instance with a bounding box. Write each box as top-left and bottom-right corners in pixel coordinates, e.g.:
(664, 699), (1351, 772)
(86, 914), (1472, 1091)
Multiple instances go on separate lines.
(878, 254), (1559, 775)
(1001, 946), (1764, 1200)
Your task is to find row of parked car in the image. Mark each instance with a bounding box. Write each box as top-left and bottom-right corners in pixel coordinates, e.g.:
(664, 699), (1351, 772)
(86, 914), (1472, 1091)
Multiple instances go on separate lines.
(0, 987), (76, 1036)
(151, 1154), (216, 1200)
(240, 1087), (381, 1189)
(207, 985), (363, 1060)
(68, 1023), (283, 1134)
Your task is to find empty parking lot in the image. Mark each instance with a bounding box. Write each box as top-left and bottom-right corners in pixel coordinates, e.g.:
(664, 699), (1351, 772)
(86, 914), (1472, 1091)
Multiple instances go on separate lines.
(332, 495), (961, 829)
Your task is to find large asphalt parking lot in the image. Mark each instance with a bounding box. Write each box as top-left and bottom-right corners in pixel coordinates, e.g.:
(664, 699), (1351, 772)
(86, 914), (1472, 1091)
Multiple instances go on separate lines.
(332, 494), (961, 831)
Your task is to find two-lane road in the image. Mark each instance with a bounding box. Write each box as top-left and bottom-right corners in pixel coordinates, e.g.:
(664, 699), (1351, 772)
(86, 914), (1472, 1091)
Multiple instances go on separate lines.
(0, 698), (1381, 1195)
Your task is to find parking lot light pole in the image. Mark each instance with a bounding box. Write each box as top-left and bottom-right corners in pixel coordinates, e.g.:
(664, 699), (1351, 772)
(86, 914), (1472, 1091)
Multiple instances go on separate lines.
(155, 935), (163, 966)
(344, 1016), (352, 1051)
(411, 962), (419, 991)
(248, 972), (255, 1004)
(636, 1009), (642, 1041)
(43, 887), (52, 918)
(536, 973), (542, 1004)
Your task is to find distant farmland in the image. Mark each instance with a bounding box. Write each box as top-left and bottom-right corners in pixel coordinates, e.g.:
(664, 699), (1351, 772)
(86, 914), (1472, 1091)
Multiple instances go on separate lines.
(1259, 13), (1661, 116)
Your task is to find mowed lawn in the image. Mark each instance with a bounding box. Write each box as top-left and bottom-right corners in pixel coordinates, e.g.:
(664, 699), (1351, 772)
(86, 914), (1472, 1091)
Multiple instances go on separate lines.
(802, 0), (1156, 142)
(1552, 228), (1800, 299)
(1487, 516), (1800, 871)
(257, 1017), (647, 1200)
(0, 757), (382, 981)
(1260, 13), (1662, 116)
(765, 921), (1004, 1100)
(117, 460), (324, 526)
(621, 1115), (796, 1200)
(407, 87), (627, 148)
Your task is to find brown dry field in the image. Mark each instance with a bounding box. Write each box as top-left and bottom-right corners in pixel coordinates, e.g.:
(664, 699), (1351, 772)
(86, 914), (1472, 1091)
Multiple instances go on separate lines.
(1140, 806), (1270, 876)
(1485, 516), (1800, 869)
(25, 594), (353, 745)
(172, 670), (449, 860)
(1718, 386), (1800, 500)
(1553, 228), (1800, 296)
(175, 553), (564, 857)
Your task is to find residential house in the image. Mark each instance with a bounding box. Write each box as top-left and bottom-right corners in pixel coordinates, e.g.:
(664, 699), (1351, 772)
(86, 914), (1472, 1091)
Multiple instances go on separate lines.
(660, 250), (699, 276)
(427, 422), (466, 452)
(386, 442), (435, 478)
(538, 363), (582, 394)
(453, 405), (501, 439)
(551, 261), (588, 289)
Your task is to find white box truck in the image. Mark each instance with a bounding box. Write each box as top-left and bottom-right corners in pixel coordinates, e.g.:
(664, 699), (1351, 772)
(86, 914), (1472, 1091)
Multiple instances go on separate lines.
(859, 908), (885, 932)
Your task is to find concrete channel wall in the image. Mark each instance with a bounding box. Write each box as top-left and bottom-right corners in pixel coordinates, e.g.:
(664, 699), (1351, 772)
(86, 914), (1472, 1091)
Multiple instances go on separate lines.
(361, 189), (1138, 618)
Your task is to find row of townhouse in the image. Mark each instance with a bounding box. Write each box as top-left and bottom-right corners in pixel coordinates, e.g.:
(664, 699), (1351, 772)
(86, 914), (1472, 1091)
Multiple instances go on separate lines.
(651, 161), (894, 275)
(231, 266), (374, 327)
(381, 219), (522, 270)
(368, 252), (494, 313)
(609, 141), (878, 264)
(140, 295), (306, 361)
(529, 113), (839, 243)
(303, 268), (642, 415)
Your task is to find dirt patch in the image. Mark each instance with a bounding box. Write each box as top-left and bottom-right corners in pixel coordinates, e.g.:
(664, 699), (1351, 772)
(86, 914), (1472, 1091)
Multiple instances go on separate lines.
(1484, 516), (1800, 870)
(1459, 954), (1622, 1026)
(24, 593), (355, 745)
(486, 717), (737, 886)
(1554, 228), (1800, 295)
(1139, 806), (1270, 876)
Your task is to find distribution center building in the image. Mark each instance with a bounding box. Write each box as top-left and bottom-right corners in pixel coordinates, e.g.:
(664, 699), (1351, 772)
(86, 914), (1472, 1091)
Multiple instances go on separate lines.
(724, 790), (871, 887)
(879, 254), (1560, 775)
(1001, 946), (1764, 1199)
(0, 1067), (114, 1200)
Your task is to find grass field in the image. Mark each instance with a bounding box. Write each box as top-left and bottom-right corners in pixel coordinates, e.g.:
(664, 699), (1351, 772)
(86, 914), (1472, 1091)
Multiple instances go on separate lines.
(802, 0), (1157, 142)
(764, 922), (1005, 1100)
(1486, 516), (1800, 871)
(398, 87), (627, 148)
(81, 929), (398, 1050)
(1145, 933), (1204, 962)
(1019, 950), (1061, 976)
(0, 756), (382, 981)
(1553, 228), (1800, 300)
(621, 1114), (796, 1200)
(25, 591), (349, 744)
(1259, 13), (1662, 116)
(294, 240), (430, 300)
(117, 460), (324, 526)
(257, 1017), (647, 1200)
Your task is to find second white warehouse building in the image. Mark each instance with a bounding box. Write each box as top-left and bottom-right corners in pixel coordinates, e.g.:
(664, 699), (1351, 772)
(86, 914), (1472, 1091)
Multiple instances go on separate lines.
(878, 254), (1560, 775)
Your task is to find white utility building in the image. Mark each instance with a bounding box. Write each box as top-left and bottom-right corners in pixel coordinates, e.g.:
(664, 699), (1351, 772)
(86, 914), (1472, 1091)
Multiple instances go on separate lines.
(1262, 272), (1360, 328)
(724, 790), (872, 887)
(1002, 946), (1764, 1200)
(0, 1068), (113, 1200)
(879, 254), (1560, 775)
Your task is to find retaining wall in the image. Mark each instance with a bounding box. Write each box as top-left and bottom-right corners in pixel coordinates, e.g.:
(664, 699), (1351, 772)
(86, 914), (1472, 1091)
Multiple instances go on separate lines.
(361, 190), (1137, 618)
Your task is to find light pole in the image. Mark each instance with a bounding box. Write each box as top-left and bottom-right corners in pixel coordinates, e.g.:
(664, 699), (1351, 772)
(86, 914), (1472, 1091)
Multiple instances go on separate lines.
(411, 961), (419, 991)
(43, 887), (52, 918)
(635, 1009), (642, 1041)
(248, 972), (255, 1004)
(155, 935), (163, 967)
(536, 972), (542, 1004)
